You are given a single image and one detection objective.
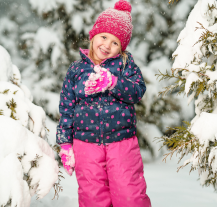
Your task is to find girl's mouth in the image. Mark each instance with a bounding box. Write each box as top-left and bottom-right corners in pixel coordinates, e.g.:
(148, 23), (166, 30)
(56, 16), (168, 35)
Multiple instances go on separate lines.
(99, 48), (109, 55)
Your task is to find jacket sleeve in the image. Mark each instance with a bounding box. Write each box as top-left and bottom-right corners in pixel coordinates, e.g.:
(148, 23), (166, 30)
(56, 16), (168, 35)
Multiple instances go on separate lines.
(56, 64), (76, 145)
(110, 54), (146, 104)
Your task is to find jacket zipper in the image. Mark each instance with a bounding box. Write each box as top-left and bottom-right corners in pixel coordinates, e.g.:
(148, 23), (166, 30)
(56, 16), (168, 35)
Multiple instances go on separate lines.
(100, 63), (103, 145)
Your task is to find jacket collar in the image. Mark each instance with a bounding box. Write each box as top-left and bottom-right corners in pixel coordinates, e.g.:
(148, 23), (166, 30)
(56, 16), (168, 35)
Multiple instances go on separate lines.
(79, 48), (121, 66)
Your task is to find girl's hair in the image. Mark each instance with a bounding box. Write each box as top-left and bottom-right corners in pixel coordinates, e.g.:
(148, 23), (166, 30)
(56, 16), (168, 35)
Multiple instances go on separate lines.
(88, 38), (128, 68)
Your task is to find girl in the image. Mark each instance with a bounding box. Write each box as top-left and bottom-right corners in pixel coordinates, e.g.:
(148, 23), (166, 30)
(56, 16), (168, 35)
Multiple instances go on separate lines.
(56, 0), (151, 206)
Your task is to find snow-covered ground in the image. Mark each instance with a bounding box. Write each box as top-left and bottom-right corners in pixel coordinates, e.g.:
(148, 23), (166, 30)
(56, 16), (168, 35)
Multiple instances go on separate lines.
(30, 141), (217, 207)
(144, 156), (217, 207)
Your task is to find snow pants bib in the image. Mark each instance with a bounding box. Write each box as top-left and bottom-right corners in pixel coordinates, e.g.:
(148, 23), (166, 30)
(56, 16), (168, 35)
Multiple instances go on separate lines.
(73, 136), (151, 207)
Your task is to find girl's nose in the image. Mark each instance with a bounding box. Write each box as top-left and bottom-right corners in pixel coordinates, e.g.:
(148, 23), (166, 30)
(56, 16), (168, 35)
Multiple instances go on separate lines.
(104, 41), (111, 49)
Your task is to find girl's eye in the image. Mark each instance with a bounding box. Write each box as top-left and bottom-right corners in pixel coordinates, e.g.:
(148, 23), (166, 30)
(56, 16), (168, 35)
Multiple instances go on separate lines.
(113, 42), (118, 46)
(102, 36), (106, 39)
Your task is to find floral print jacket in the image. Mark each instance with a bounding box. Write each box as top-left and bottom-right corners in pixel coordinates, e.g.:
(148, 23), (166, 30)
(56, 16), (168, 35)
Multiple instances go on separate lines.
(56, 48), (146, 145)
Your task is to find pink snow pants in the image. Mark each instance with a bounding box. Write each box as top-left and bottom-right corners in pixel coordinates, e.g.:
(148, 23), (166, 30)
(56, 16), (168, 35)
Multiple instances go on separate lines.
(73, 136), (151, 207)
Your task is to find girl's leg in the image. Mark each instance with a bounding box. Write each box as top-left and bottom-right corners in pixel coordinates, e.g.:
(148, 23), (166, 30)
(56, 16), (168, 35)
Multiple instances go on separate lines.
(73, 139), (112, 207)
(106, 136), (151, 207)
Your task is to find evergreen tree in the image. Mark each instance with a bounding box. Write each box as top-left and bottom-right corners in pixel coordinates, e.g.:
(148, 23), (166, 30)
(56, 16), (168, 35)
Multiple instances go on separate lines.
(0, 0), (39, 68)
(157, 0), (217, 189)
(0, 45), (60, 206)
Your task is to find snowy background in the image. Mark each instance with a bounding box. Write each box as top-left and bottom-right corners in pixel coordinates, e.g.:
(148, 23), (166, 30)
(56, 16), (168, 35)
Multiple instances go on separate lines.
(0, 0), (217, 206)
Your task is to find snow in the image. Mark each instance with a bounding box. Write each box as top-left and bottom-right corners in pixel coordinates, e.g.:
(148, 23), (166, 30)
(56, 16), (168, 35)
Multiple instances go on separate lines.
(28, 102), (47, 138)
(187, 63), (205, 72)
(185, 72), (202, 94)
(208, 147), (217, 174)
(191, 112), (217, 149)
(0, 82), (30, 127)
(176, 95), (195, 120)
(137, 122), (164, 160)
(173, 0), (196, 21)
(160, 111), (180, 132)
(34, 27), (62, 55)
(140, 56), (174, 115)
(29, 0), (77, 15)
(46, 116), (59, 147)
(12, 64), (21, 85)
(0, 81), (47, 136)
(0, 153), (31, 207)
(20, 84), (33, 102)
(183, 112), (217, 186)
(0, 17), (19, 58)
(145, 155), (217, 207)
(172, 0), (208, 70)
(29, 0), (58, 15)
(0, 116), (59, 206)
(206, 70), (217, 85)
(129, 40), (149, 64)
(32, 88), (60, 118)
(71, 14), (84, 34)
(0, 45), (13, 81)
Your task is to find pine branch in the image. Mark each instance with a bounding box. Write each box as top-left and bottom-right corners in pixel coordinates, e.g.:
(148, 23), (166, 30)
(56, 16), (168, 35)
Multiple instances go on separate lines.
(0, 89), (9, 94)
(157, 121), (217, 188)
(52, 169), (64, 200)
(207, 4), (217, 11)
(195, 81), (206, 97)
(31, 154), (42, 168)
(175, 68), (209, 79)
(158, 84), (180, 97)
(194, 22), (214, 46)
(162, 138), (194, 163)
(156, 121), (197, 162)
(169, 0), (179, 4)
(28, 115), (34, 132)
(52, 144), (61, 154)
(156, 69), (185, 82)
(6, 98), (18, 120)
(10, 77), (20, 87)
(45, 127), (50, 132)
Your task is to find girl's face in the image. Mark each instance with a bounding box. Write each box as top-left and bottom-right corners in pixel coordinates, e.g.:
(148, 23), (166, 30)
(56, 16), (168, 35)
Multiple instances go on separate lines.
(92, 33), (121, 64)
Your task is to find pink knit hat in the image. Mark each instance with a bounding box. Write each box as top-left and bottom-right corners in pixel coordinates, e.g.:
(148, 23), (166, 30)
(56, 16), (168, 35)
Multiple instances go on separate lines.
(89, 0), (133, 51)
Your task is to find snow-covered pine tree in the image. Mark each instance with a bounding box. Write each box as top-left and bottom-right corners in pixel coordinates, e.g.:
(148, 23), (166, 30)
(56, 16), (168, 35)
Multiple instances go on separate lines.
(157, 0), (217, 189)
(0, 0), (40, 69)
(0, 45), (59, 206)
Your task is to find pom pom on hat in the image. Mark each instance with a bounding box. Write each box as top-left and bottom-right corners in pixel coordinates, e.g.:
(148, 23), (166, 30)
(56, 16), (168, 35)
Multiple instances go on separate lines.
(89, 0), (133, 51)
(114, 0), (132, 12)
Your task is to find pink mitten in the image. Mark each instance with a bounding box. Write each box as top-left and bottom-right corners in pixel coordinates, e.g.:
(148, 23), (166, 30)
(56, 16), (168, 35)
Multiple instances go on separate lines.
(84, 65), (117, 95)
(108, 74), (118, 90)
(59, 144), (75, 176)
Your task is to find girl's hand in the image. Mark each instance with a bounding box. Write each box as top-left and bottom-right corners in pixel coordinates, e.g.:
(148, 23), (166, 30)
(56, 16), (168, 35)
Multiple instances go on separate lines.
(84, 65), (117, 95)
(59, 144), (75, 176)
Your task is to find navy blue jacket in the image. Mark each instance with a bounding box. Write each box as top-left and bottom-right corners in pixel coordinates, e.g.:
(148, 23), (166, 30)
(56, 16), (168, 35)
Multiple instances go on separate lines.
(56, 48), (146, 145)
